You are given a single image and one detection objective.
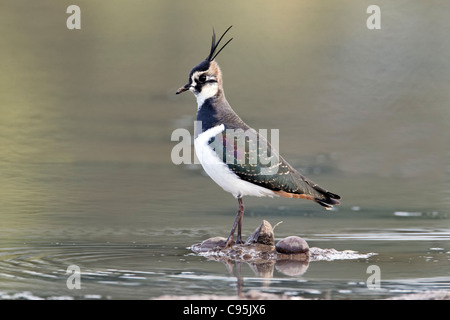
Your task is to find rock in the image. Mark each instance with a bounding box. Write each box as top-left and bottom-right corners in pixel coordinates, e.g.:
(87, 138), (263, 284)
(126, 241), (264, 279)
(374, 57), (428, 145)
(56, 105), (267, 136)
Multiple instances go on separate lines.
(245, 220), (274, 246)
(275, 236), (309, 254)
(191, 236), (229, 253)
(191, 220), (274, 254)
(190, 223), (311, 263)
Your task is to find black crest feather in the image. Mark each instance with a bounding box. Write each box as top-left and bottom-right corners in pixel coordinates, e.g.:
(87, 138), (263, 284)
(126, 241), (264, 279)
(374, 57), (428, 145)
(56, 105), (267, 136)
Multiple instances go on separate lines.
(206, 25), (233, 61)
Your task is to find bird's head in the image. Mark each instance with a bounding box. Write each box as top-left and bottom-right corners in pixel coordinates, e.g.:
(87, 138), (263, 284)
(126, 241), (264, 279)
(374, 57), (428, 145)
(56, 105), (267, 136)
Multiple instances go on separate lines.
(176, 26), (233, 101)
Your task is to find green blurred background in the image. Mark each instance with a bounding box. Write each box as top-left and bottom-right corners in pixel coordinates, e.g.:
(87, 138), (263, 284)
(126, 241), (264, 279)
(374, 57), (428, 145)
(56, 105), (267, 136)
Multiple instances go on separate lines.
(0, 0), (449, 299)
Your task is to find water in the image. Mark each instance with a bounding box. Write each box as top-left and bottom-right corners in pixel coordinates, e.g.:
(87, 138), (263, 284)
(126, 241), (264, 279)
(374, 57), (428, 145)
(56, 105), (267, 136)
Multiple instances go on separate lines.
(1, 1), (450, 300)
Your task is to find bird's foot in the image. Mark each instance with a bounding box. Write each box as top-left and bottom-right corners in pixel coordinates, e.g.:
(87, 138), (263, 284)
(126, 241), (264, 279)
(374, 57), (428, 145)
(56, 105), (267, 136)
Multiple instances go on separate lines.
(225, 235), (244, 248)
(225, 235), (234, 248)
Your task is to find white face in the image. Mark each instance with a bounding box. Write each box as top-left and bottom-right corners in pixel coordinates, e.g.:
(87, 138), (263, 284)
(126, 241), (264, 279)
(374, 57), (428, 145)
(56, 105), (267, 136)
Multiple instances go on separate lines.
(190, 71), (219, 108)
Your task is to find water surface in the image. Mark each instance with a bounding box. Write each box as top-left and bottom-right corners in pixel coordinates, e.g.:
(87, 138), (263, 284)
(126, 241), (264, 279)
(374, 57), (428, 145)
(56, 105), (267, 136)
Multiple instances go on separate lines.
(1, 1), (449, 299)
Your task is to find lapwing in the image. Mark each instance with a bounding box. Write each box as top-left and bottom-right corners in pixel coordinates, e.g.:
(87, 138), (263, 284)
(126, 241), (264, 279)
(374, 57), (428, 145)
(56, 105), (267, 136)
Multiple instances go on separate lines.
(176, 26), (341, 247)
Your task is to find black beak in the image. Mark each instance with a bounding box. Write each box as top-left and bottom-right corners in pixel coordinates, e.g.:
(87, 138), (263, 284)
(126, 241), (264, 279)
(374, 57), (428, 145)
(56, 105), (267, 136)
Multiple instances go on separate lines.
(176, 83), (190, 94)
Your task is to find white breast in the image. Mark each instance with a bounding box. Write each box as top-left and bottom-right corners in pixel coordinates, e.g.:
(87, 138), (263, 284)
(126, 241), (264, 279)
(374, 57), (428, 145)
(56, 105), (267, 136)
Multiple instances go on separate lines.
(194, 124), (276, 198)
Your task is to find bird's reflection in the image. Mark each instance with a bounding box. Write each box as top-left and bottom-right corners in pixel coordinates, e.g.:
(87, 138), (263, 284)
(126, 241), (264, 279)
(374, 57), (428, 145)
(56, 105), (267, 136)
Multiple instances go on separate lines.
(199, 253), (309, 297)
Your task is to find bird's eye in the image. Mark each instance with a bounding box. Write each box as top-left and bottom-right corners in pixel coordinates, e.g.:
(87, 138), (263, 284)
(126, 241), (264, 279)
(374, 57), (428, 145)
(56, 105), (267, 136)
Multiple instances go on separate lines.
(198, 74), (207, 83)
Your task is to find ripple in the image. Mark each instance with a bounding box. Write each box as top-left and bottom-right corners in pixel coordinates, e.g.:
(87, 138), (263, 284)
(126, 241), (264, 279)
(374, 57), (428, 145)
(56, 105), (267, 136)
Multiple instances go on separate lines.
(0, 235), (448, 300)
(0, 243), (169, 299)
(309, 228), (450, 241)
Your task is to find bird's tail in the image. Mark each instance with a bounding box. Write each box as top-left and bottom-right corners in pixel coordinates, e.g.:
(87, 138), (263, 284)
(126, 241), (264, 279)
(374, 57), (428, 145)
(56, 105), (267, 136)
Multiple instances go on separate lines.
(314, 191), (341, 210)
(310, 183), (341, 210)
(270, 160), (342, 210)
(274, 187), (341, 210)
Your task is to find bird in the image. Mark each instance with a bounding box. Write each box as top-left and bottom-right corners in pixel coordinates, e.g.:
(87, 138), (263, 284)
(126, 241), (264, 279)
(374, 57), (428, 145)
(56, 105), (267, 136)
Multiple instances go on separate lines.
(176, 26), (341, 247)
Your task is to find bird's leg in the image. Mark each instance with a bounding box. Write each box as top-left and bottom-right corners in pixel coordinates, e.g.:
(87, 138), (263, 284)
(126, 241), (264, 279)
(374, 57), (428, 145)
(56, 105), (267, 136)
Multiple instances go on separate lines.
(236, 197), (244, 244)
(225, 197), (244, 247)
